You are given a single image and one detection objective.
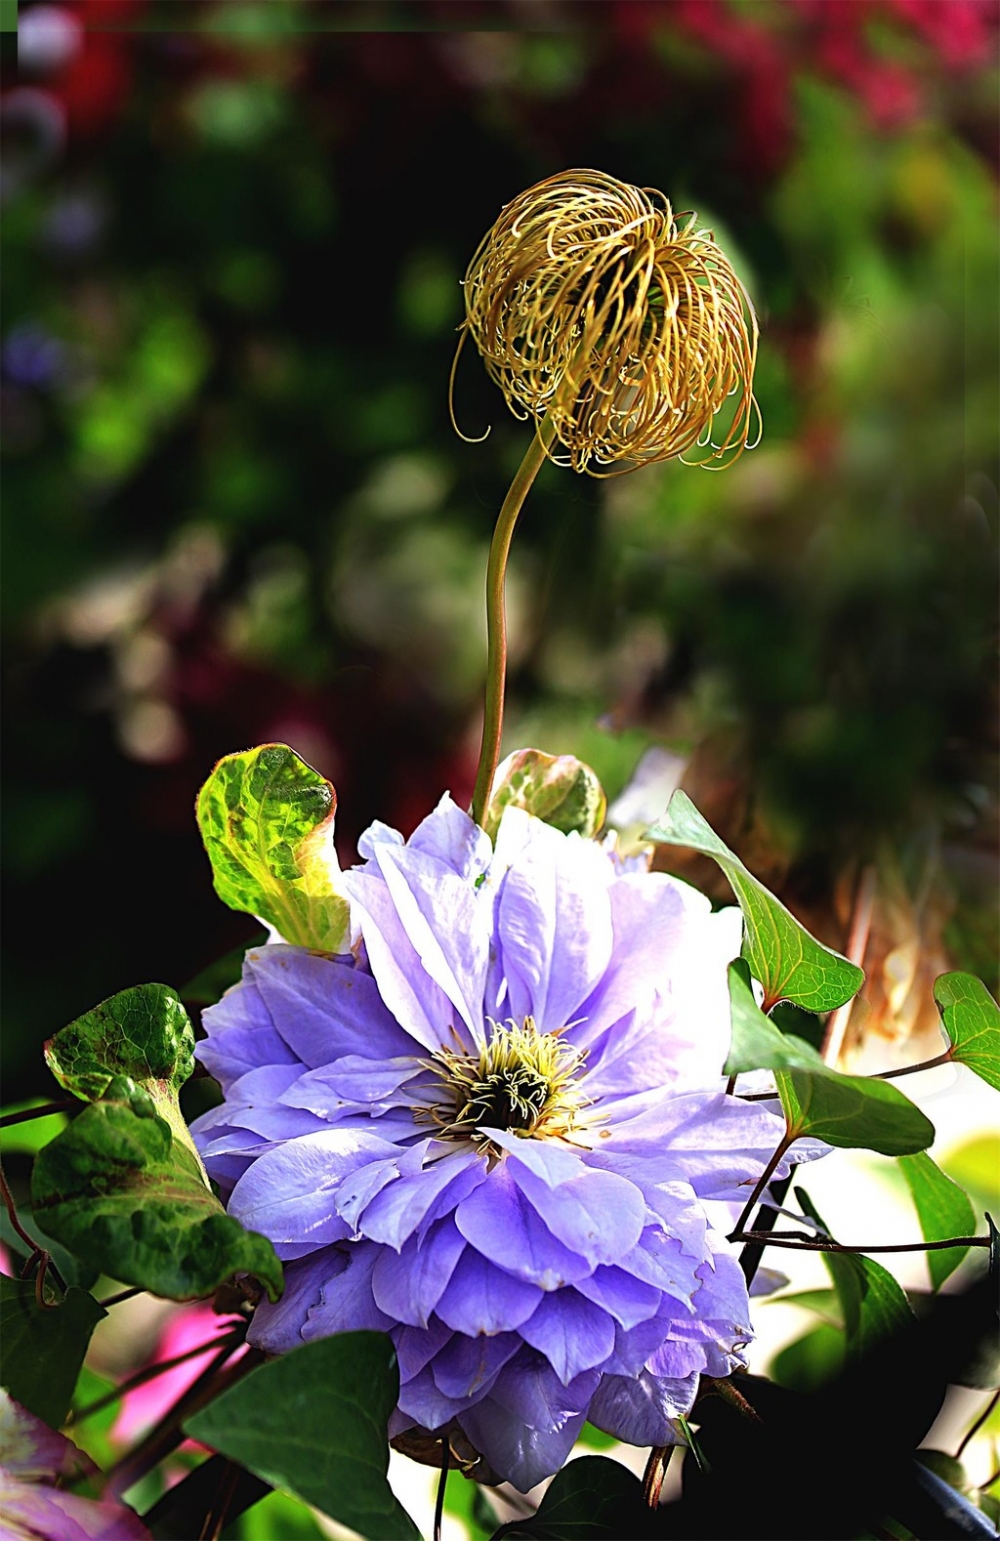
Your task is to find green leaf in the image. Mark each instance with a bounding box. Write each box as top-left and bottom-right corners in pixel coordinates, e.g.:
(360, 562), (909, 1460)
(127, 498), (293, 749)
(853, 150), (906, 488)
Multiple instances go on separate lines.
(769, 1321), (844, 1393)
(914, 1450), (972, 1495)
(31, 1077), (282, 1302)
(0, 1205), (98, 1293)
(941, 1136), (1000, 1215)
(0, 1278), (105, 1428)
(186, 1332), (419, 1541)
(898, 1151), (977, 1290)
(44, 983), (194, 1150)
(646, 790), (864, 1012)
(493, 1455), (652, 1539)
(934, 972), (1000, 1092)
(0, 1101), (70, 1157)
(725, 960), (828, 1075)
(795, 1186), (915, 1357)
(197, 744), (350, 953)
(485, 748), (607, 842)
(767, 1287), (844, 1328)
(774, 1066), (934, 1155)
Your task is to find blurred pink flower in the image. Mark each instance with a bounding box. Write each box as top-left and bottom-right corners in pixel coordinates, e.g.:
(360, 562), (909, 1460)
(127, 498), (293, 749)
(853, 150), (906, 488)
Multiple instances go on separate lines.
(112, 1303), (246, 1446)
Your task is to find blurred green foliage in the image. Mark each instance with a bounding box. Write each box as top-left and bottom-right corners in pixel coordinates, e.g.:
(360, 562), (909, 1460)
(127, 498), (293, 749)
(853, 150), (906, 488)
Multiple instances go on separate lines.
(1, 0), (997, 1098)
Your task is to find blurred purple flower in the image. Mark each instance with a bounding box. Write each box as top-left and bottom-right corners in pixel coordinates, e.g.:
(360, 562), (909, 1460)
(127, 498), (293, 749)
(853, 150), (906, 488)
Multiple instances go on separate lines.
(193, 798), (812, 1490)
(0, 1391), (150, 1540)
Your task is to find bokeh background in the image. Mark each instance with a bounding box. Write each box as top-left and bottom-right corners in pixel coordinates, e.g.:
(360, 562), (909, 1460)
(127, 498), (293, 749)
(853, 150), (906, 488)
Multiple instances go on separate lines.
(2, 0), (997, 1119)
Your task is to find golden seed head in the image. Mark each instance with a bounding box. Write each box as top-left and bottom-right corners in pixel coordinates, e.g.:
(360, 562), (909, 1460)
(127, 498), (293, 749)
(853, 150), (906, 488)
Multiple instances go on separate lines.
(454, 168), (760, 476)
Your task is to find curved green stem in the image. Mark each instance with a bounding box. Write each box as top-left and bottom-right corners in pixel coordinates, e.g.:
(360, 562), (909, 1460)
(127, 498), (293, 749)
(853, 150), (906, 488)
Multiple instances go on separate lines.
(471, 422), (554, 828)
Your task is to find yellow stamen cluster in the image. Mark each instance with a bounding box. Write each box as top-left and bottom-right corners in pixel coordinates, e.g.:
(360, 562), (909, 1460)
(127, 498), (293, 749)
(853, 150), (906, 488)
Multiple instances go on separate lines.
(454, 168), (760, 476)
(421, 1017), (588, 1150)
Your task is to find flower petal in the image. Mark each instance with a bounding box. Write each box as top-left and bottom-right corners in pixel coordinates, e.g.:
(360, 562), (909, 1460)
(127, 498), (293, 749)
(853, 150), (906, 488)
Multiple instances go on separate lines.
(301, 1241), (395, 1337)
(245, 947), (415, 1067)
(455, 1163), (593, 1290)
(573, 1265), (662, 1329)
(518, 1289), (616, 1385)
(248, 1248), (344, 1353)
(588, 1368), (699, 1446)
(435, 1248), (543, 1337)
(502, 1148), (646, 1268)
(495, 819), (614, 1031)
(358, 1148), (487, 1249)
(370, 1218), (467, 1328)
(430, 1330), (521, 1401)
(227, 1130), (405, 1255)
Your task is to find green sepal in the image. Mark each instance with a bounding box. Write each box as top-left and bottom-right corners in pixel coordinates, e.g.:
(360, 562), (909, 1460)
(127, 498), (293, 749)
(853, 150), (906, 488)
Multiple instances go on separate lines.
(485, 748), (607, 842)
(646, 790), (863, 1012)
(186, 1332), (419, 1541)
(774, 1065), (934, 1155)
(795, 1186), (914, 1358)
(725, 959), (828, 1075)
(197, 743), (351, 952)
(934, 972), (1000, 1092)
(0, 1278), (105, 1429)
(898, 1151), (977, 1290)
(31, 1076), (282, 1303)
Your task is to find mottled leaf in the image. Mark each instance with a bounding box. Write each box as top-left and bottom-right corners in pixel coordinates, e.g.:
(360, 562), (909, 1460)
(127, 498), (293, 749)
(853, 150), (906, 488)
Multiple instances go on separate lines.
(31, 1077), (282, 1303)
(934, 973), (1000, 1092)
(186, 1332), (419, 1541)
(725, 960), (827, 1075)
(898, 1151), (977, 1290)
(485, 748), (607, 842)
(492, 1455), (653, 1539)
(647, 791), (863, 1012)
(0, 1278), (105, 1429)
(775, 1066), (934, 1155)
(44, 983), (194, 1149)
(795, 1187), (915, 1357)
(197, 744), (350, 953)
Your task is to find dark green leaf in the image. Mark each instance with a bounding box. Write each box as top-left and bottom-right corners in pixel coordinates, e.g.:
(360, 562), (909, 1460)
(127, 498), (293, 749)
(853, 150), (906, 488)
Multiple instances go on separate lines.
(197, 744), (350, 952)
(725, 960), (828, 1075)
(44, 984), (194, 1147)
(31, 1077), (282, 1302)
(795, 1186), (915, 1357)
(492, 1455), (653, 1540)
(934, 973), (1000, 1092)
(775, 1067), (934, 1154)
(646, 791), (864, 1012)
(485, 748), (607, 842)
(0, 1278), (105, 1428)
(0, 1204), (98, 1292)
(898, 1151), (977, 1290)
(769, 1322), (844, 1394)
(186, 1332), (419, 1541)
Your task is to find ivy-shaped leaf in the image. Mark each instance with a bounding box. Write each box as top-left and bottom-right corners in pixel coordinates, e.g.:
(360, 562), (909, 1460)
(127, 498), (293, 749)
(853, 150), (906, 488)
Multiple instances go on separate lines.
(0, 1279), (105, 1429)
(934, 973), (1000, 1092)
(197, 744), (351, 953)
(485, 748), (607, 842)
(898, 1151), (977, 1291)
(186, 1332), (419, 1541)
(775, 1067), (934, 1155)
(795, 1187), (915, 1358)
(492, 1454), (654, 1539)
(725, 960), (828, 1075)
(31, 1077), (282, 1302)
(646, 791), (863, 1012)
(44, 983), (194, 1152)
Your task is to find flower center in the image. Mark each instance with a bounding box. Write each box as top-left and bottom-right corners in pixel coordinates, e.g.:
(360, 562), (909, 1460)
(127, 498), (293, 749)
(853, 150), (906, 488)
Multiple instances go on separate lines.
(420, 1017), (588, 1149)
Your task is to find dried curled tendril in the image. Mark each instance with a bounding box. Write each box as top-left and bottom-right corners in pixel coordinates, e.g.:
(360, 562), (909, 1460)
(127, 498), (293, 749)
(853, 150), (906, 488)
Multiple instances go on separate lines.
(452, 168), (761, 476)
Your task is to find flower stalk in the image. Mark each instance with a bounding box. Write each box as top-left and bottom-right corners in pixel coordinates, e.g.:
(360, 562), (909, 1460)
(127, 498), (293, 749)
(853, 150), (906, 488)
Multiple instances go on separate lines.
(470, 419), (554, 828)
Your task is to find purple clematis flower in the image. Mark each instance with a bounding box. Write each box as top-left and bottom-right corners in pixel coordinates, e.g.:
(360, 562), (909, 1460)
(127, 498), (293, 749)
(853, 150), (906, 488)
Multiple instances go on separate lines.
(193, 797), (812, 1491)
(0, 1391), (150, 1540)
